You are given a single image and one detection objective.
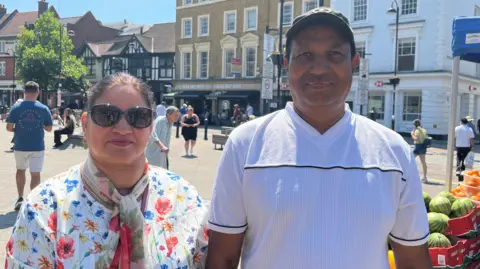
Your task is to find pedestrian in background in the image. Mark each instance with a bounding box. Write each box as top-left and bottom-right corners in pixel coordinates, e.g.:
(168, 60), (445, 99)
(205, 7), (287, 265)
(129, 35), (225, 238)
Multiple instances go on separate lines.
(145, 106), (179, 169)
(181, 105), (200, 156)
(455, 118), (475, 180)
(6, 73), (208, 268)
(5, 81), (53, 211)
(53, 108), (76, 148)
(411, 119), (428, 183)
(155, 101), (166, 118)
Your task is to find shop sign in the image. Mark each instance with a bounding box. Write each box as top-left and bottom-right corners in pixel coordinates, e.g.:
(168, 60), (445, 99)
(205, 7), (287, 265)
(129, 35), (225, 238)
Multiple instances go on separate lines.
(231, 58), (242, 75)
(261, 78), (273, 100)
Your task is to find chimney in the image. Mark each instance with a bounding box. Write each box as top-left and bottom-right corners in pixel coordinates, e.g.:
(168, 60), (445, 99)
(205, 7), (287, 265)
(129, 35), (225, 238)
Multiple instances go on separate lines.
(38, 0), (48, 17)
(0, 5), (7, 19)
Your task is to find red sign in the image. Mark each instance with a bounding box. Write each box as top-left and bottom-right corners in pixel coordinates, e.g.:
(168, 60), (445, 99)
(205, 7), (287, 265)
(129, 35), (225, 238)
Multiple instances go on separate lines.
(374, 81), (384, 87)
(468, 85), (477, 91)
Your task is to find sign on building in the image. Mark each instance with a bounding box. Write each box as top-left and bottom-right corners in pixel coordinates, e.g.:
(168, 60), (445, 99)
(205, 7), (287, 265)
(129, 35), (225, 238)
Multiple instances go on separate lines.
(262, 34), (275, 100)
(232, 58), (242, 75)
(356, 58), (369, 106)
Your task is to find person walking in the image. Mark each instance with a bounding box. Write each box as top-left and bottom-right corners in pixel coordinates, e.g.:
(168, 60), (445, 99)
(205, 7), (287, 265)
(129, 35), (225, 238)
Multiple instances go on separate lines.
(411, 119), (428, 183)
(455, 118), (475, 180)
(207, 8), (431, 269)
(6, 81), (53, 211)
(53, 108), (76, 148)
(145, 106), (179, 169)
(181, 105), (200, 156)
(6, 73), (208, 268)
(155, 101), (166, 118)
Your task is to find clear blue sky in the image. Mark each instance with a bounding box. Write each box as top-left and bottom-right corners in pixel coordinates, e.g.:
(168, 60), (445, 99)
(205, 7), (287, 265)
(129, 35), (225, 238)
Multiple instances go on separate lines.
(4, 0), (176, 25)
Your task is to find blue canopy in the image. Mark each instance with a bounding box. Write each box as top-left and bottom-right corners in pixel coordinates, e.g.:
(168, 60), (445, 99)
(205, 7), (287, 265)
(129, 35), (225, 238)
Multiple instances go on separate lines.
(452, 16), (480, 63)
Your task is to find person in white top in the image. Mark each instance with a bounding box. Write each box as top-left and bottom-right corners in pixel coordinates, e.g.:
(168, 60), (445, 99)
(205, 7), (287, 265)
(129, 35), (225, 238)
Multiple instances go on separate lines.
(455, 118), (475, 178)
(155, 101), (166, 117)
(246, 103), (253, 117)
(206, 8), (431, 269)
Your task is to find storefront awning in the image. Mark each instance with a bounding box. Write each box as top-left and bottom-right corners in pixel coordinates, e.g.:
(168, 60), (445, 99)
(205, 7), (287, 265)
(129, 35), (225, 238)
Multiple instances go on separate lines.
(216, 90), (259, 100)
(174, 91), (209, 99)
(163, 92), (178, 100)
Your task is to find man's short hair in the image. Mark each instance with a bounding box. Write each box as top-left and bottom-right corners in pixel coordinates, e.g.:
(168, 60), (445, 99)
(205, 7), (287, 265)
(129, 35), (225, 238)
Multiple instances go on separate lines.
(461, 118), (468, 124)
(24, 81), (39, 92)
(166, 106), (179, 115)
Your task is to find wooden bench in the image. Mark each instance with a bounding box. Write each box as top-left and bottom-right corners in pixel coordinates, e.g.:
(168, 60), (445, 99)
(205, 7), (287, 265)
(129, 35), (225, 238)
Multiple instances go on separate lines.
(221, 127), (234, 135)
(212, 134), (229, 150)
(67, 133), (84, 140)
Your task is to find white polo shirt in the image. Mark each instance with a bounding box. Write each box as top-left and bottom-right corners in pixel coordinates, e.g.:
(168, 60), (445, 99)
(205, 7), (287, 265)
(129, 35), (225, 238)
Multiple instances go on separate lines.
(455, 124), (474, 148)
(209, 102), (429, 269)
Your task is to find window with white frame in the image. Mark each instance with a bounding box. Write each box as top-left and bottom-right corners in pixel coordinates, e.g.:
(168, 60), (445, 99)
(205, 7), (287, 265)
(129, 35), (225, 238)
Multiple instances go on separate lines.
(244, 47), (257, 77)
(0, 62), (5, 76)
(198, 15), (209, 36)
(244, 7), (258, 31)
(403, 92), (422, 121)
(184, 0), (192, 5)
(401, 0), (417, 15)
(279, 2), (294, 26)
(354, 41), (366, 74)
(182, 52), (192, 79)
(182, 18), (192, 38)
(367, 93), (385, 120)
(198, 51), (209, 79)
(303, 0), (323, 13)
(0, 42), (5, 52)
(353, 0), (367, 22)
(397, 37), (416, 71)
(224, 11), (237, 33)
(224, 48), (235, 78)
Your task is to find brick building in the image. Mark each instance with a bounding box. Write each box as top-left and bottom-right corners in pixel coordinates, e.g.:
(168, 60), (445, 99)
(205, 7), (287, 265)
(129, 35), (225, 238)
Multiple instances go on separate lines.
(173, 0), (330, 121)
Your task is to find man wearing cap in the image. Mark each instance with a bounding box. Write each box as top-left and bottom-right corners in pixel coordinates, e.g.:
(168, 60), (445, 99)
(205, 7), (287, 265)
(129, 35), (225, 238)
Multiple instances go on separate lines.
(206, 8), (431, 269)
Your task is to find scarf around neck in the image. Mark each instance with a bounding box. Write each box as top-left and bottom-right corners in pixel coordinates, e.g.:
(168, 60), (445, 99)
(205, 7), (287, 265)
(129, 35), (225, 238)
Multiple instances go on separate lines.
(81, 155), (149, 269)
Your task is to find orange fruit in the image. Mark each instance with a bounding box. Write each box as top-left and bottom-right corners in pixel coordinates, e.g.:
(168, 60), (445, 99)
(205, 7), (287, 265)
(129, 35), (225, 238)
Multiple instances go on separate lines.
(471, 196), (480, 201)
(457, 192), (467, 197)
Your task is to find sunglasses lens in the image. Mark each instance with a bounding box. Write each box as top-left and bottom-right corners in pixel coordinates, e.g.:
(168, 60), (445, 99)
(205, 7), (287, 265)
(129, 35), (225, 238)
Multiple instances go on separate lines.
(91, 105), (121, 127)
(126, 107), (153, 128)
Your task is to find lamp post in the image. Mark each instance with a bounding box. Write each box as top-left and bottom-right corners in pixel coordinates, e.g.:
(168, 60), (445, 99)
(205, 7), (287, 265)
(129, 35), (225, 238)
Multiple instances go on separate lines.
(387, 0), (400, 131)
(6, 49), (16, 106)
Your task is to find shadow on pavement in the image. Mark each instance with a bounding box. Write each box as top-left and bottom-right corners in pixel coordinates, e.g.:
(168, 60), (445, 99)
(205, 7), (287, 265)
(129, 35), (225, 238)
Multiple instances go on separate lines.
(0, 211), (18, 229)
(182, 155), (198, 159)
(55, 139), (88, 151)
(424, 181), (444, 186)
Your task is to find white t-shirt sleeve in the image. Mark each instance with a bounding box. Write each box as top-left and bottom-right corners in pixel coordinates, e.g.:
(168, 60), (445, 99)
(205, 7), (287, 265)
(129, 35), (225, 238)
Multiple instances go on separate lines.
(208, 138), (248, 234)
(389, 151), (430, 246)
(468, 128), (475, 139)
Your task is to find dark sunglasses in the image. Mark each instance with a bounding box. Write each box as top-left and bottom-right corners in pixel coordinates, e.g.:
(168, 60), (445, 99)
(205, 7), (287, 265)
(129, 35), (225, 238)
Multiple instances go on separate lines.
(89, 104), (153, 129)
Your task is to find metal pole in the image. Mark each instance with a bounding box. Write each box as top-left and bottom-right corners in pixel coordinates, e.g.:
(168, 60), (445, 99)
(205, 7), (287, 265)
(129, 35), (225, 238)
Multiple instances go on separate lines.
(12, 51), (15, 102)
(277, 0), (284, 111)
(204, 118), (209, 140)
(445, 57), (460, 192)
(176, 121), (180, 138)
(392, 6), (399, 131)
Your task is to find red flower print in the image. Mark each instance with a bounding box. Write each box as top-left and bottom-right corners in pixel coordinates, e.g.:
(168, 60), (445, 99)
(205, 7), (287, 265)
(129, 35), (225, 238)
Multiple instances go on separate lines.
(166, 236), (178, 257)
(56, 260), (64, 269)
(48, 212), (57, 232)
(6, 237), (13, 256)
(84, 219), (98, 232)
(203, 227), (209, 241)
(193, 252), (202, 264)
(38, 256), (53, 269)
(155, 198), (173, 217)
(56, 236), (75, 259)
(144, 224), (152, 236)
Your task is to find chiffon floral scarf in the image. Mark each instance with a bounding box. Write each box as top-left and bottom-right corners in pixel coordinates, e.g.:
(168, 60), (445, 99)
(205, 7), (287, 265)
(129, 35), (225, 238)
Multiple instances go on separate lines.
(81, 155), (149, 269)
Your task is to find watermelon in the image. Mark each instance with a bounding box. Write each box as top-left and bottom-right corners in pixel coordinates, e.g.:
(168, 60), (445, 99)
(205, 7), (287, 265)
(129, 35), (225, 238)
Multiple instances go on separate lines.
(428, 233), (452, 248)
(423, 192), (431, 211)
(427, 212), (450, 233)
(437, 191), (456, 204)
(450, 198), (475, 218)
(429, 196), (452, 215)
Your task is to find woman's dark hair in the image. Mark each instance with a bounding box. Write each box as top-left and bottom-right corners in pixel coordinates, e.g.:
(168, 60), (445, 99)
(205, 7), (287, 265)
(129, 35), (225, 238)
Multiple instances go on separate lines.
(87, 73), (153, 110)
(413, 119), (421, 127)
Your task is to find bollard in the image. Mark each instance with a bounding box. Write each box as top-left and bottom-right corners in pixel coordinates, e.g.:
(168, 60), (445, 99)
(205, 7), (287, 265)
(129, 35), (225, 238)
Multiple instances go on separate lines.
(204, 119), (209, 140)
(176, 121), (180, 138)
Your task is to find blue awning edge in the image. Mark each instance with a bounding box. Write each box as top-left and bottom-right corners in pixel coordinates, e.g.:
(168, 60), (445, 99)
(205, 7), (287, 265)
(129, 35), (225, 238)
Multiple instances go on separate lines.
(452, 16), (480, 63)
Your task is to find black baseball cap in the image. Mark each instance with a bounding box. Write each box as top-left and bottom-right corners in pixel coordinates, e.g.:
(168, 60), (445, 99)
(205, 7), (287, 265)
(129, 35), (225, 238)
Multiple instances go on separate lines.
(285, 7), (356, 57)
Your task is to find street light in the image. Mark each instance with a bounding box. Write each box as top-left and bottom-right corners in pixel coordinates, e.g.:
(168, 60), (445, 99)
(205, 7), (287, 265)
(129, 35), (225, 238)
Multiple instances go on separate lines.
(387, 0), (400, 130)
(6, 49), (16, 106)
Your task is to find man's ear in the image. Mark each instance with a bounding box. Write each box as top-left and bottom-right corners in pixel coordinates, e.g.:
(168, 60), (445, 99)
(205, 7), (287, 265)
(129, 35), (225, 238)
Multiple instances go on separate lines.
(352, 53), (360, 72)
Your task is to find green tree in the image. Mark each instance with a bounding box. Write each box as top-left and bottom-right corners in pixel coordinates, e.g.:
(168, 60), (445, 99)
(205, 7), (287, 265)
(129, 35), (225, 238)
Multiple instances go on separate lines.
(15, 11), (87, 95)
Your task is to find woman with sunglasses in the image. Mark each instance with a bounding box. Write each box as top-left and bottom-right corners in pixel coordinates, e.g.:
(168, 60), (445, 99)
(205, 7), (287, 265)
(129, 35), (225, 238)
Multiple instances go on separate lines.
(6, 73), (209, 269)
(181, 106), (200, 156)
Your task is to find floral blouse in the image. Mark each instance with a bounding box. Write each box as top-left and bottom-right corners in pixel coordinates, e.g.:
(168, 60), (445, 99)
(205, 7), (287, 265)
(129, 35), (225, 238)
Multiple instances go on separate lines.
(5, 165), (209, 269)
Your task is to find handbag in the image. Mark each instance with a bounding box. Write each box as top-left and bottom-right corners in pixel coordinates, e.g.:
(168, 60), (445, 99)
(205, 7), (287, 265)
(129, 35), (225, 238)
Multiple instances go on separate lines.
(424, 136), (432, 148)
(465, 152), (475, 169)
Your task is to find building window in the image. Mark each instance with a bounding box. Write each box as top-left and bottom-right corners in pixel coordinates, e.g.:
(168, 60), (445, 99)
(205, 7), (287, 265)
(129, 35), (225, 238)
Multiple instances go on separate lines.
(398, 37), (416, 71)
(304, 0), (323, 12)
(84, 59), (96, 76)
(401, 0), (417, 15)
(224, 10), (237, 33)
(403, 92), (422, 121)
(199, 51), (209, 79)
(353, 0), (367, 22)
(182, 18), (192, 38)
(354, 41), (366, 74)
(129, 58), (151, 79)
(0, 42), (5, 53)
(224, 48), (235, 78)
(244, 47), (257, 78)
(279, 2), (294, 26)
(159, 57), (174, 78)
(0, 62), (5, 76)
(198, 15), (209, 36)
(244, 7), (258, 31)
(368, 93), (385, 120)
(182, 52), (192, 79)
(184, 0), (192, 5)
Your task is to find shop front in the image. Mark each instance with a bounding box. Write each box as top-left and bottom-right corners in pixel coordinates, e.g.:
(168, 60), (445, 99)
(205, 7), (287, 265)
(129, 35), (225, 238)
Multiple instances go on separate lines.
(0, 86), (24, 107)
(206, 90), (260, 126)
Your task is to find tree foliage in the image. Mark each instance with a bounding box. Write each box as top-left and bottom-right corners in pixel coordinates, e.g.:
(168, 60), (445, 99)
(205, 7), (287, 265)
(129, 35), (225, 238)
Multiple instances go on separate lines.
(16, 11), (87, 93)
